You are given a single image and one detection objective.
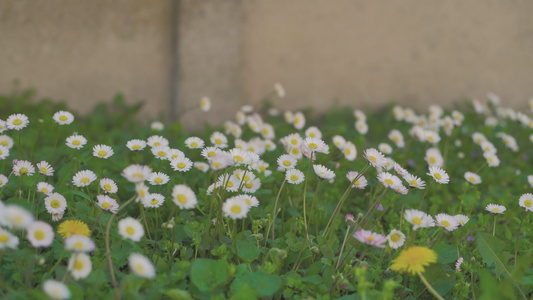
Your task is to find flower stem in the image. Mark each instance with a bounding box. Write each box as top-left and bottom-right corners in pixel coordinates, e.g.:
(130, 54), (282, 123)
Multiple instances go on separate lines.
(105, 196), (135, 300)
(47, 251), (66, 275)
(514, 210), (527, 267)
(270, 179), (286, 245)
(139, 203), (152, 240)
(417, 271), (444, 300)
(302, 152), (314, 238)
(307, 180), (323, 235)
(418, 181), (433, 209)
(493, 215), (497, 236)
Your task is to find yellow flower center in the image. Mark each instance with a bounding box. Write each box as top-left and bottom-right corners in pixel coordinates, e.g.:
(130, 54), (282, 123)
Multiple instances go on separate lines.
(243, 175), (250, 181)
(135, 264), (145, 273)
(14, 216), (22, 225)
(226, 181), (234, 188)
(133, 145), (141, 150)
(177, 195), (187, 204)
(74, 241), (84, 249)
(208, 151), (215, 157)
(429, 157), (436, 164)
(51, 200), (61, 208)
(427, 136), (433, 141)
(385, 179), (394, 185)
(294, 117), (300, 124)
(310, 133), (315, 137)
(215, 138), (222, 145)
(0, 234), (9, 243)
(157, 151), (166, 157)
(154, 142), (161, 147)
(20, 168), (28, 175)
(40, 167), (48, 174)
(102, 202), (111, 209)
(41, 188), (49, 193)
(492, 208), (499, 212)
(213, 162), (220, 168)
(191, 142), (198, 147)
(393, 137), (399, 142)
(525, 200), (532, 207)
(154, 178), (163, 184)
(73, 140), (80, 145)
(98, 150), (107, 157)
(74, 259), (84, 271)
(390, 234), (400, 242)
(410, 180), (417, 186)
(34, 230), (45, 240)
(354, 180), (360, 186)
(59, 116), (68, 121)
(134, 173), (142, 178)
(177, 163), (186, 169)
(369, 156), (376, 163)
(81, 178), (89, 184)
(309, 143), (318, 149)
(291, 148), (299, 155)
(235, 156), (243, 162)
(151, 199), (159, 205)
(290, 175), (299, 182)
(259, 166), (266, 171)
(245, 182), (253, 189)
(291, 139), (298, 145)
(231, 205), (241, 214)
(434, 173), (442, 180)
(441, 220), (450, 227)
(104, 184), (112, 191)
(469, 176), (476, 182)
(0, 141), (6, 146)
(139, 190), (145, 198)
(126, 226), (135, 235)
(412, 217), (422, 225)
(245, 198), (251, 205)
(13, 119), (22, 125)
(488, 158), (493, 163)
(367, 235), (375, 241)
(345, 148), (351, 155)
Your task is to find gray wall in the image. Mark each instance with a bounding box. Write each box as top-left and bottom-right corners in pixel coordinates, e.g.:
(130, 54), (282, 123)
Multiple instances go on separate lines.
(1, 0), (533, 130)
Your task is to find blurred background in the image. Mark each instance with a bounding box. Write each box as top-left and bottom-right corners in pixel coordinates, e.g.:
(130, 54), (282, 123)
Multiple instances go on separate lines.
(1, 0), (533, 130)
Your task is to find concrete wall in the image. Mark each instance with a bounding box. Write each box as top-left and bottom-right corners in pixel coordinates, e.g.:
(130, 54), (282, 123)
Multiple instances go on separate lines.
(1, 0), (533, 130)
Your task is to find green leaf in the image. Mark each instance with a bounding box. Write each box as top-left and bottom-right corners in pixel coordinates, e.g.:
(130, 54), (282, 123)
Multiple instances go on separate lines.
(64, 190), (93, 202)
(230, 272), (282, 297)
(236, 240), (260, 262)
(190, 259), (228, 292)
(165, 289), (193, 300)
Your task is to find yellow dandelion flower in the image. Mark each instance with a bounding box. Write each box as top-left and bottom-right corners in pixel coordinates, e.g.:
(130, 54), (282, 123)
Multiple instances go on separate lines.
(57, 220), (91, 239)
(390, 246), (437, 275)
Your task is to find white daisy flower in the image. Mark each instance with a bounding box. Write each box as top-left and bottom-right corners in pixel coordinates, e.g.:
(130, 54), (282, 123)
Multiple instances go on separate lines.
(13, 160), (35, 176)
(53, 111), (75, 125)
(0, 174), (8, 187)
(92, 144), (114, 159)
(129, 253), (156, 279)
(185, 137), (205, 149)
(261, 123), (276, 140)
(26, 221), (54, 247)
(346, 171), (368, 189)
(72, 170), (97, 187)
(485, 204), (506, 214)
(287, 146), (303, 159)
(393, 163), (408, 177)
(274, 83), (285, 98)
(284, 111), (294, 123)
(201, 146), (222, 159)
(0, 119), (6, 134)
(435, 213), (459, 231)
(210, 132), (228, 148)
(305, 126), (322, 139)
(199, 96), (212, 112)
(403, 173), (426, 189)
(464, 172), (481, 185)
(170, 156), (193, 172)
(242, 178), (261, 193)
(455, 257), (464, 272)
(313, 164), (336, 180)
(281, 133), (302, 148)
(147, 172), (169, 186)
(166, 148), (184, 161)
(354, 109), (366, 121)
(293, 112), (306, 130)
(343, 142), (357, 161)
(37, 182), (54, 195)
(378, 143), (393, 155)
(99, 178), (118, 194)
(480, 141), (497, 154)
(150, 145), (169, 160)
(172, 184), (197, 209)
(239, 194), (259, 207)
(64, 235), (96, 252)
(147, 135), (169, 148)
(0, 145), (10, 160)
(126, 139), (147, 151)
(51, 213), (64, 222)
(43, 279), (71, 300)
(286, 169), (305, 184)
(277, 154), (297, 171)
(454, 214), (470, 226)
(377, 172), (402, 189)
(404, 209), (435, 230)
(135, 183), (150, 203)
(363, 148), (387, 168)
(427, 166), (450, 184)
(65, 134), (87, 149)
(386, 229), (406, 249)
(303, 137), (329, 154)
(194, 161), (209, 173)
(118, 217), (144, 241)
(0, 228), (19, 249)
(149, 121), (164, 131)
(36, 161), (54, 176)
(0, 205), (34, 229)
(222, 196), (250, 219)
(483, 152), (500, 167)
(235, 111), (246, 125)
(229, 148), (258, 165)
(332, 135), (346, 149)
(388, 129), (405, 148)
(97, 194), (119, 214)
(6, 113), (29, 130)
(264, 139), (277, 151)
(209, 152), (232, 171)
(0, 135), (14, 149)
(68, 253), (92, 280)
(355, 120), (368, 135)
(143, 193), (165, 208)
(44, 193), (67, 214)
(422, 130), (441, 144)
(122, 164), (152, 183)
(472, 132), (487, 145)
(425, 147), (443, 167)
(519, 193), (533, 212)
